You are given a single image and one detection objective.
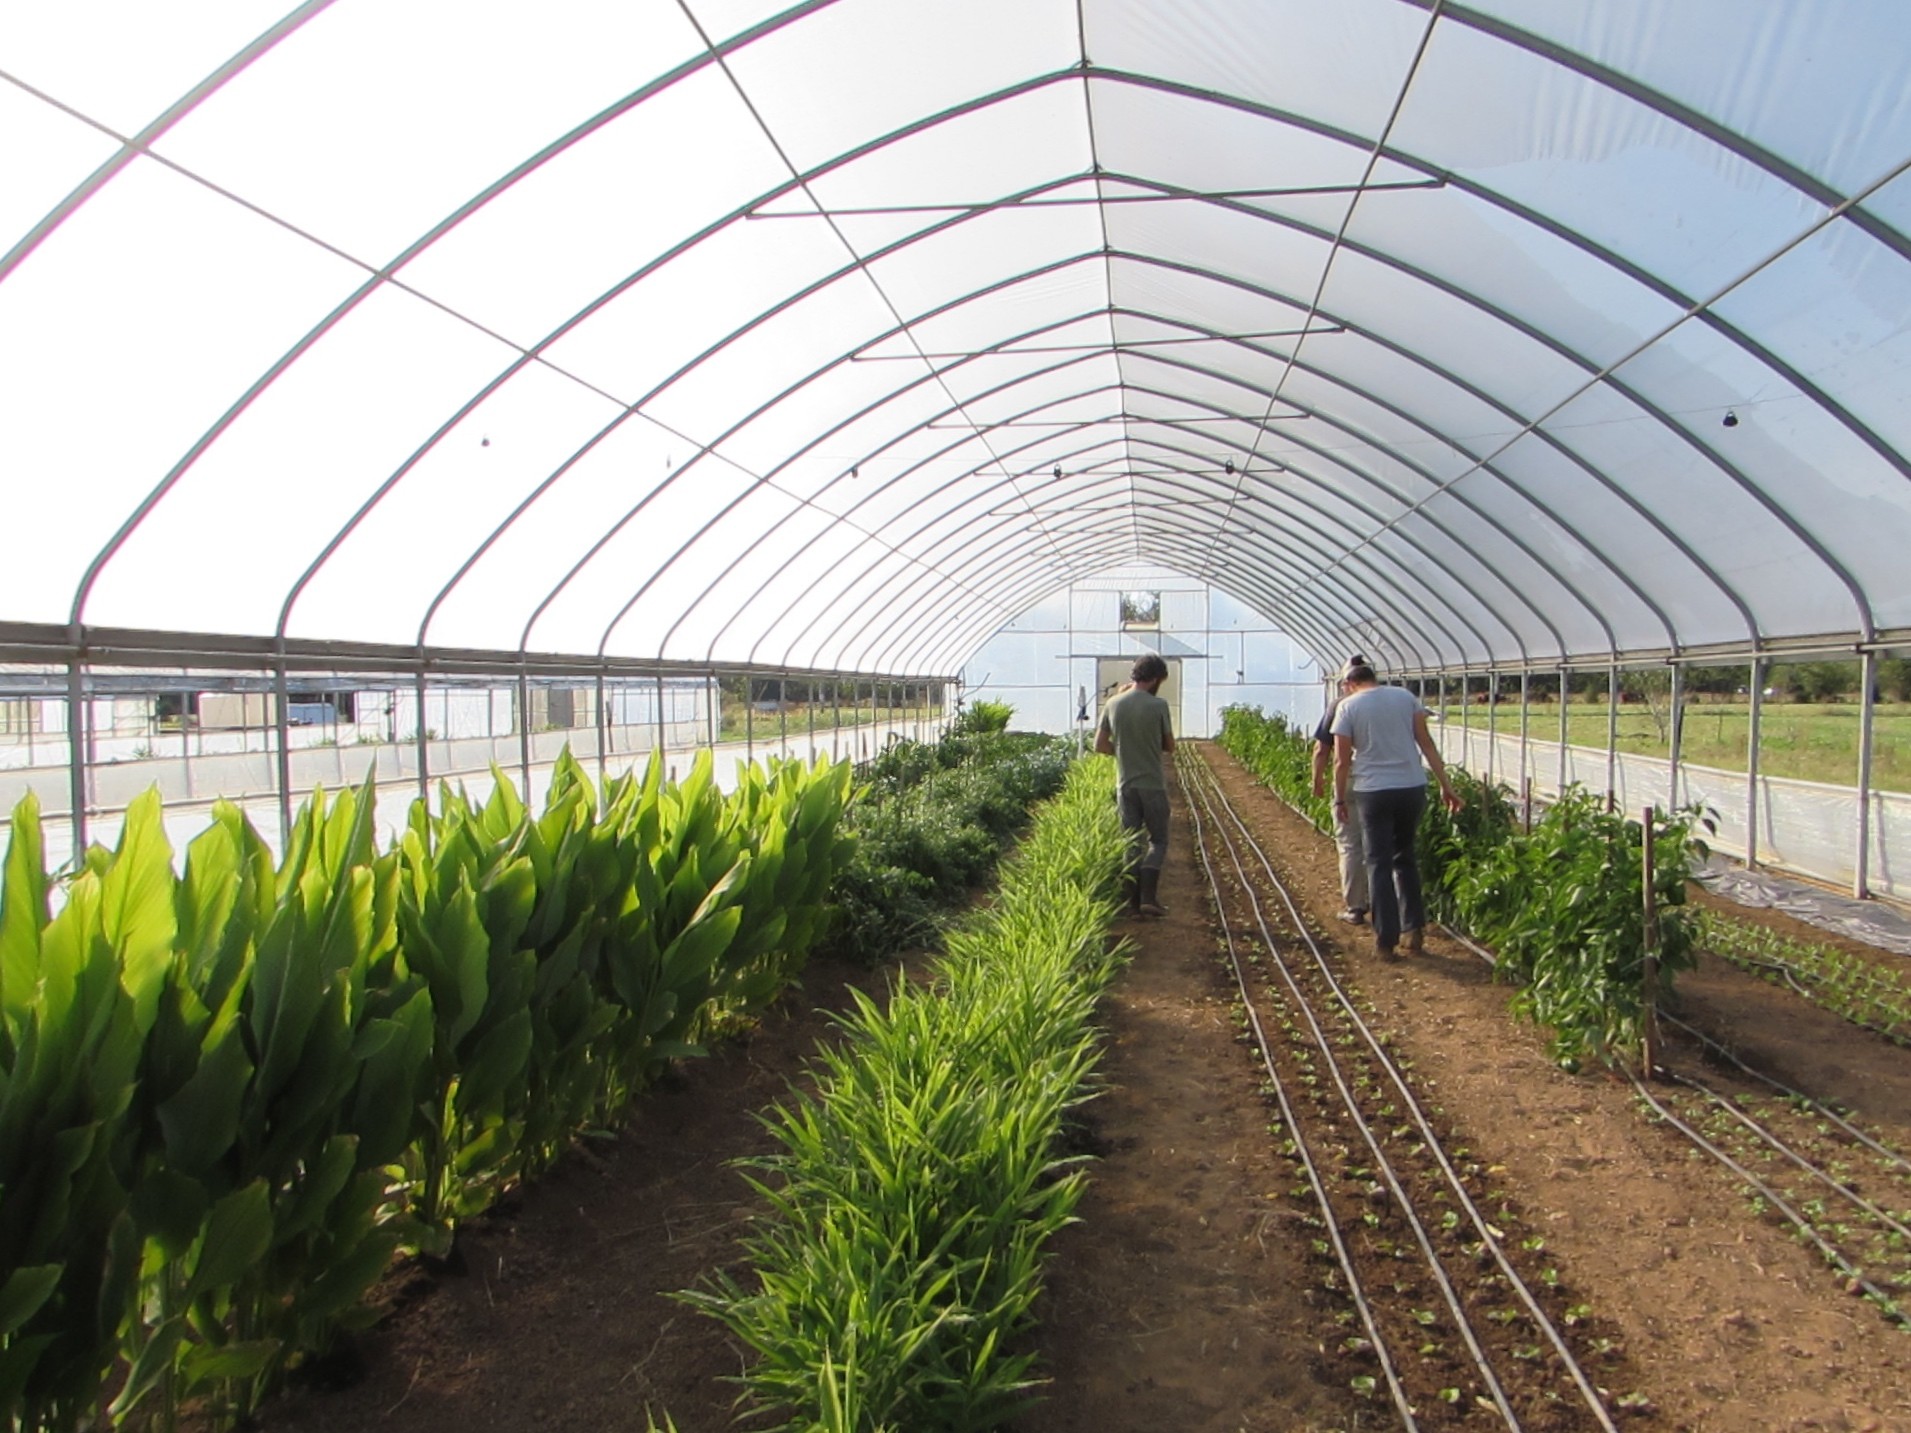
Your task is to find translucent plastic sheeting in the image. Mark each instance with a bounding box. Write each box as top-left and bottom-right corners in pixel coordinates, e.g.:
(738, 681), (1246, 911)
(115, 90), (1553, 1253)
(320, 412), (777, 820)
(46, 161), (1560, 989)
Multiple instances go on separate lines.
(6, 0), (1911, 679)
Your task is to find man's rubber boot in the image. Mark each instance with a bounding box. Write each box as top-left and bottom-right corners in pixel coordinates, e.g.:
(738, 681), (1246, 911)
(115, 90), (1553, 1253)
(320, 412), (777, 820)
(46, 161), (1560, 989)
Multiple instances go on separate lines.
(1122, 870), (1142, 916)
(1138, 867), (1168, 917)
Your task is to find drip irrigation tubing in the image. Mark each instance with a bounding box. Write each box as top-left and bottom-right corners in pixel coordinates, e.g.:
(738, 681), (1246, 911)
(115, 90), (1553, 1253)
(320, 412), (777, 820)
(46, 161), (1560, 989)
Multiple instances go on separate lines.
(1180, 752), (1420, 1431)
(1180, 748), (1622, 1432)
(1431, 856), (1911, 1326)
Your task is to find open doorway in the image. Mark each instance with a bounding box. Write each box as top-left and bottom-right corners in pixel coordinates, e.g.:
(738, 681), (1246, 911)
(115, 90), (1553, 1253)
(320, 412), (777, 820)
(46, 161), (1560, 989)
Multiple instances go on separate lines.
(1095, 656), (1181, 734)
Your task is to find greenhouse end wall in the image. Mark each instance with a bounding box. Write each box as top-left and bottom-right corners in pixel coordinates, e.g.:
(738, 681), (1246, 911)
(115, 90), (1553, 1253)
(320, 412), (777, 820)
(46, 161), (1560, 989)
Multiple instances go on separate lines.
(959, 578), (1320, 738)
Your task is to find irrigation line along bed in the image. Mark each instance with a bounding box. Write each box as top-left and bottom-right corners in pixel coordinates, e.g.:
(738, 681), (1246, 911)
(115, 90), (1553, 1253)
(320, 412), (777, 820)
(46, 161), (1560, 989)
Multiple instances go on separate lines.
(1178, 747), (1624, 1431)
(1436, 910), (1911, 1329)
(1209, 724), (1911, 1346)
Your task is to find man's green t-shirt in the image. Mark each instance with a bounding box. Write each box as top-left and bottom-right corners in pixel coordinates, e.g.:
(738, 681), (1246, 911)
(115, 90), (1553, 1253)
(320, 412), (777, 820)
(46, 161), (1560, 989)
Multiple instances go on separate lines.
(1097, 686), (1173, 791)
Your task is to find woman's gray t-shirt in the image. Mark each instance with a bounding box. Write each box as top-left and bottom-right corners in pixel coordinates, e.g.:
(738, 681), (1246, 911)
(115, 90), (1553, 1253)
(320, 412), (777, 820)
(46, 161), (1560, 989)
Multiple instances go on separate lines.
(1330, 685), (1427, 793)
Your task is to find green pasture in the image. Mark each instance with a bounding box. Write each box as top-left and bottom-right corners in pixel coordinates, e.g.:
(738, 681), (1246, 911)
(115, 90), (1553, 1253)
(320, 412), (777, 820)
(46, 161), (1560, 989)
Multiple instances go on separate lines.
(1437, 699), (1911, 793)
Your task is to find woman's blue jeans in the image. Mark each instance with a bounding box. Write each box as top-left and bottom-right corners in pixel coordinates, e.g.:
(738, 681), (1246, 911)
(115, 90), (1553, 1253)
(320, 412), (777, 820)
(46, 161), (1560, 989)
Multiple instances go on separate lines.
(1353, 784), (1428, 948)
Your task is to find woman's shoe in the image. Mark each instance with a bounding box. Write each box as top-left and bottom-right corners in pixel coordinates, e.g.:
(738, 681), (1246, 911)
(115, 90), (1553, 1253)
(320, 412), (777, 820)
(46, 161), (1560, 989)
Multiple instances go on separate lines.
(1402, 927), (1425, 955)
(1375, 935), (1397, 961)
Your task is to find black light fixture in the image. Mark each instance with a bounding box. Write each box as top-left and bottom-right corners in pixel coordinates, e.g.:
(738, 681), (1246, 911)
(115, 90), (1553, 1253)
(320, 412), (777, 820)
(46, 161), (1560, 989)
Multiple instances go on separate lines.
(1052, 465), (1062, 480)
(850, 465), (859, 479)
(1722, 409), (1740, 428)
(1224, 459), (1235, 476)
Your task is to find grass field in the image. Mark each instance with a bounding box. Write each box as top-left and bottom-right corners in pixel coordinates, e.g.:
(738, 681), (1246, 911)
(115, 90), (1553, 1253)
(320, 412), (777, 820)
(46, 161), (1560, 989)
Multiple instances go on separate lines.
(1438, 699), (1911, 793)
(713, 699), (937, 748)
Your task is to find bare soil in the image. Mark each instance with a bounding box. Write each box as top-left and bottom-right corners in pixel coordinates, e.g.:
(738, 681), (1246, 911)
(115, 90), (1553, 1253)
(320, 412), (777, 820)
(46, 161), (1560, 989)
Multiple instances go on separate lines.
(258, 742), (1911, 1433)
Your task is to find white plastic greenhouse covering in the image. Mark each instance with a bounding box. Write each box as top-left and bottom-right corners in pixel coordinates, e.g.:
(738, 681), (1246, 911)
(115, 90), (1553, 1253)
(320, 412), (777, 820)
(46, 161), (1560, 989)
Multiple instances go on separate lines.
(5, 0), (1911, 680)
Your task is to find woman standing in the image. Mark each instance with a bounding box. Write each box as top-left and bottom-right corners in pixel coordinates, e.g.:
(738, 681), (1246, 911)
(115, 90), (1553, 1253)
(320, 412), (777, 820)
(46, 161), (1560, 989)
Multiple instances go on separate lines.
(1330, 665), (1463, 958)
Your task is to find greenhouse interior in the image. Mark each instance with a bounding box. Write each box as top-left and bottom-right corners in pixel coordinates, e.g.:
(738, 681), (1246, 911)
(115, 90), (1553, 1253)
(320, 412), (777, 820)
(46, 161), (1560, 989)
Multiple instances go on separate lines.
(6, 3), (1911, 1431)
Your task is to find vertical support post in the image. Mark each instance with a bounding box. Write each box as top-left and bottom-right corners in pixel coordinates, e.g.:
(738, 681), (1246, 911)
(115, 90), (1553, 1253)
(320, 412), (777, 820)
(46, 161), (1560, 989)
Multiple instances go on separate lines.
(779, 671), (789, 758)
(1606, 663), (1619, 811)
(518, 667), (533, 796)
(832, 678), (842, 762)
(807, 675), (816, 760)
(1522, 776), (1533, 834)
(1641, 806), (1661, 1079)
(180, 688), (195, 801)
(1518, 670), (1530, 801)
(414, 664), (431, 804)
(1855, 648), (1878, 899)
(1746, 657), (1763, 870)
(65, 647), (89, 859)
(595, 669), (609, 791)
(745, 675), (755, 765)
(277, 655), (297, 843)
(1667, 662), (1685, 812)
(1486, 669), (1498, 790)
(656, 671), (667, 763)
(1558, 665), (1570, 794)
(706, 671), (718, 753)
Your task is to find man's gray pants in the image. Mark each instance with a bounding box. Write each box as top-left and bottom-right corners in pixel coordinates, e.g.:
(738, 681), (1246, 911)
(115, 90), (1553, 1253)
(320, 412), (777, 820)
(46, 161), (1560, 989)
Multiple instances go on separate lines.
(1334, 808), (1370, 912)
(1119, 786), (1171, 871)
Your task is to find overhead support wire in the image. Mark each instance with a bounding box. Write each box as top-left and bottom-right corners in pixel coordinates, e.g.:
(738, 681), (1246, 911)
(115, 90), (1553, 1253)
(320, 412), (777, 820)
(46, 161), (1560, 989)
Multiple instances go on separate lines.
(745, 177), (1445, 218)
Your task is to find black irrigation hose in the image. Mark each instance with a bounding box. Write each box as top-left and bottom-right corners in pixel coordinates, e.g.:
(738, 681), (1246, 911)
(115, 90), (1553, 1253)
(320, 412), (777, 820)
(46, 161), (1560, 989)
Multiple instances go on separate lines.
(1656, 1069), (1911, 1247)
(1437, 891), (1911, 1328)
(1180, 757), (1421, 1432)
(1184, 752), (1621, 1433)
(1184, 754), (1516, 1429)
(1656, 1007), (1911, 1178)
(1621, 1073), (1910, 1330)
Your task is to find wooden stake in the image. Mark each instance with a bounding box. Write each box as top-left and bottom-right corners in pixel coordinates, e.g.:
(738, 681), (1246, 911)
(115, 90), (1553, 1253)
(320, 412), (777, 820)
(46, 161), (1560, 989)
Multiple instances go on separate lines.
(1641, 807), (1661, 1080)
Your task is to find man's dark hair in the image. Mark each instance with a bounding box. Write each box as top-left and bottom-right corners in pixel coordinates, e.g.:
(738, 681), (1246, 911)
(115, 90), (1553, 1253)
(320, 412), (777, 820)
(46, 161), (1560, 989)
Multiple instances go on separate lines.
(1344, 663), (1376, 684)
(1132, 653), (1169, 684)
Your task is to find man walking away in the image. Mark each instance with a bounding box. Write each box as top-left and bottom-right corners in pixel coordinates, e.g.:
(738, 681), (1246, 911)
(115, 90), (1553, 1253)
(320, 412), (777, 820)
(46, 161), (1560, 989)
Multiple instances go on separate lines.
(1311, 655), (1371, 926)
(1096, 653), (1176, 917)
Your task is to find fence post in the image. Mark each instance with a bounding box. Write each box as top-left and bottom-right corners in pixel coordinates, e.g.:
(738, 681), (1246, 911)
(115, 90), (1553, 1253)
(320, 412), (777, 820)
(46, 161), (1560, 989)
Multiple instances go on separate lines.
(1641, 806), (1661, 1079)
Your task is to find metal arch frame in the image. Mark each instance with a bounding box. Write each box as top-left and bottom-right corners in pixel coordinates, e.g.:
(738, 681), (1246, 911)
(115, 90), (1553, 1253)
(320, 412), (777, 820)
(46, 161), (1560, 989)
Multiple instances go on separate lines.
(1116, 360), (1628, 657)
(1083, 67), (1911, 509)
(0, 0), (338, 286)
(836, 431), (1459, 676)
(898, 511), (1382, 678)
(887, 499), (1429, 678)
(64, 4), (849, 634)
(1086, 374), (1556, 658)
(412, 187), (1112, 661)
(688, 26), (1091, 591)
(671, 277), (1560, 676)
(51, 25), (1905, 672)
(886, 474), (1456, 676)
(1105, 246), (1762, 645)
(1419, 1), (1911, 267)
(722, 295), (1628, 669)
(590, 163), (1785, 677)
(716, 277), (1648, 676)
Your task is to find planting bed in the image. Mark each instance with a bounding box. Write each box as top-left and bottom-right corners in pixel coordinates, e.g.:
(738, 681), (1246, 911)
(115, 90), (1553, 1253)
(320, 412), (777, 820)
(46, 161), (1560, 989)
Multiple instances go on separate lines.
(251, 743), (1911, 1433)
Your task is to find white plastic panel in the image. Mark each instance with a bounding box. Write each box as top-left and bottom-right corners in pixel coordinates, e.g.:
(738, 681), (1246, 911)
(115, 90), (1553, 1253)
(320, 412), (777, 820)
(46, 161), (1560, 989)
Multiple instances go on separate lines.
(0, 82), (119, 257)
(0, 0), (281, 137)
(723, 0), (1080, 176)
(1, 154), (367, 625)
(397, 67), (791, 350)
(1468, 0), (1911, 198)
(5, 0), (1911, 683)
(1396, 19), (1831, 302)
(93, 283), (519, 637)
(154, 0), (706, 265)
